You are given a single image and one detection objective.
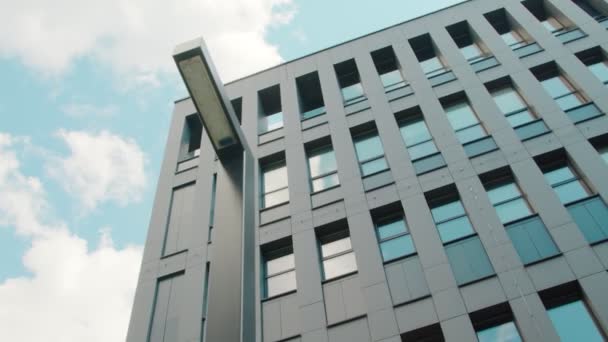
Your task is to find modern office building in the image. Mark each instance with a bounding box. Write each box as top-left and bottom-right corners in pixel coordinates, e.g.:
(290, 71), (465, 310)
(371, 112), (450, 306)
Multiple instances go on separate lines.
(127, 0), (608, 341)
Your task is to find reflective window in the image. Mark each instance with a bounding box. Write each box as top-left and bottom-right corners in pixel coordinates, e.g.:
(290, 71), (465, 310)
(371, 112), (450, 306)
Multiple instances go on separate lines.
(308, 145), (339, 192)
(264, 247), (296, 297)
(371, 46), (407, 92)
(588, 61), (608, 84)
(431, 199), (475, 243)
(543, 165), (590, 204)
(491, 85), (537, 130)
(421, 57), (446, 77)
(445, 100), (487, 144)
(399, 117), (440, 161)
(502, 31), (527, 49)
(548, 300), (604, 341)
(335, 59), (366, 105)
(261, 161), (289, 208)
(487, 182), (533, 224)
(375, 216), (415, 262)
(567, 196), (608, 243)
(542, 17), (565, 33)
(354, 131), (388, 176)
(600, 146), (608, 163)
(540, 75), (586, 111)
(259, 85), (283, 133)
(461, 43), (484, 62)
(476, 321), (522, 342)
(319, 231), (357, 280)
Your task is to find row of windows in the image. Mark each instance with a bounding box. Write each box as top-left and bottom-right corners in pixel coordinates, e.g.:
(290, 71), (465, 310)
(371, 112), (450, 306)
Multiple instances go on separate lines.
(248, 0), (608, 136)
(261, 151), (608, 299)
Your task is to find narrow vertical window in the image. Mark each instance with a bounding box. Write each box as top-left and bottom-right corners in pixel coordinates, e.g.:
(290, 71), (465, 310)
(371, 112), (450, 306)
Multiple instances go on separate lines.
(522, 0), (587, 44)
(231, 97), (242, 125)
(370, 46), (407, 92)
(208, 173), (217, 243)
(258, 84), (283, 134)
(374, 213), (415, 263)
(576, 47), (608, 85)
(296, 71), (326, 120)
(334, 59), (365, 106)
(485, 8), (544, 58)
(397, 109), (446, 174)
(178, 114), (202, 166)
(446, 21), (488, 65)
(201, 264), (210, 341)
(307, 141), (339, 192)
(352, 128), (389, 177)
(260, 158), (289, 208)
(410, 34), (447, 77)
(263, 243), (297, 298)
(317, 225), (357, 281)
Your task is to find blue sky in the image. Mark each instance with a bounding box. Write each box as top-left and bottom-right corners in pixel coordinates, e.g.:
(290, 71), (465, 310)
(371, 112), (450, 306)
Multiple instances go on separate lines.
(0, 0), (462, 340)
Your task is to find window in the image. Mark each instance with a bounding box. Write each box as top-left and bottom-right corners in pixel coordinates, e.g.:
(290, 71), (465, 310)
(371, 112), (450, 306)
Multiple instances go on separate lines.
(522, 0), (566, 33)
(543, 164), (590, 205)
(444, 98), (487, 144)
(179, 114), (202, 162)
(371, 46), (407, 92)
(353, 128), (388, 177)
(307, 143), (339, 192)
(401, 323), (445, 342)
(375, 214), (415, 262)
(599, 145), (608, 163)
(335, 59), (365, 106)
(487, 181), (533, 224)
(263, 245), (296, 298)
(541, 283), (605, 342)
(410, 34), (447, 78)
(258, 84), (283, 133)
(296, 71), (326, 120)
(231, 97), (242, 125)
(261, 159), (289, 208)
(202, 263), (210, 339)
(318, 229), (357, 281)
(572, 0), (608, 24)
(577, 47), (608, 85)
(447, 21), (486, 63)
(484, 8), (530, 50)
(471, 303), (523, 342)
(532, 64), (587, 112)
(398, 111), (446, 174)
(428, 190), (494, 285)
(208, 173), (217, 243)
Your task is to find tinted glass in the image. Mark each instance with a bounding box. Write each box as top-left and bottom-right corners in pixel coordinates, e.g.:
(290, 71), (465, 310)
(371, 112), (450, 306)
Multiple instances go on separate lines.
(381, 235), (415, 261)
(312, 173), (340, 192)
(308, 147), (337, 178)
(555, 181), (589, 204)
(496, 199), (532, 224)
(380, 70), (404, 88)
(507, 109), (535, 127)
(476, 321), (522, 342)
(600, 147), (608, 163)
(361, 157), (388, 176)
(262, 112), (283, 132)
(589, 61), (608, 83)
(400, 120), (432, 146)
(515, 119), (549, 140)
(555, 93), (584, 111)
(266, 253), (294, 275)
(414, 153), (446, 174)
(323, 252), (357, 279)
(437, 216), (475, 243)
(354, 134), (384, 161)
(264, 188), (289, 207)
(464, 136), (498, 157)
(548, 300), (604, 342)
(507, 216), (559, 264)
(542, 18), (564, 33)
(432, 200), (465, 222)
(456, 124), (486, 144)
(408, 140), (438, 160)
(421, 57), (444, 75)
(502, 31), (524, 47)
(321, 236), (351, 257)
(377, 219), (408, 240)
(493, 87), (527, 114)
(568, 197), (608, 243)
(263, 164), (288, 193)
(541, 76), (573, 98)
(461, 44), (483, 61)
(266, 270), (296, 297)
(446, 236), (494, 285)
(544, 166), (576, 186)
(488, 183), (522, 204)
(341, 83), (364, 102)
(446, 102), (479, 130)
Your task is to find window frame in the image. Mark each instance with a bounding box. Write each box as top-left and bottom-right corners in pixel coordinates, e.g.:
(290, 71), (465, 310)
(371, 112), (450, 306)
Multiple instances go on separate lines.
(353, 129), (389, 177)
(431, 197), (477, 245)
(318, 230), (357, 281)
(543, 163), (592, 205)
(399, 116), (440, 161)
(261, 160), (289, 209)
(307, 144), (340, 193)
(263, 246), (297, 299)
(486, 180), (534, 225)
(374, 214), (416, 263)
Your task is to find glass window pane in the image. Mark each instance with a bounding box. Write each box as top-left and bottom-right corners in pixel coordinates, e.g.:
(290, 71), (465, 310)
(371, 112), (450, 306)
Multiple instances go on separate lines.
(548, 301), (604, 342)
(502, 31), (524, 47)
(542, 17), (564, 33)
(456, 124), (486, 144)
(446, 236), (494, 285)
(266, 253), (294, 275)
(342, 83), (364, 102)
(266, 270), (296, 297)
(312, 173), (340, 192)
(264, 188), (289, 207)
(408, 140), (438, 160)
(487, 183), (522, 205)
(507, 110), (535, 127)
(354, 134), (384, 161)
(400, 120), (432, 146)
(496, 199), (533, 224)
(492, 87), (527, 114)
(380, 70), (404, 88)
(263, 164), (287, 193)
(381, 235), (415, 261)
(588, 62), (608, 83)
(437, 216), (475, 243)
(377, 219), (408, 240)
(309, 148), (337, 178)
(361, 157), (388, 176)
(321, 236), (352, 257)
(477, 321), (522, 342)
(446, 102), (479, 130)
(554, 181), (589, 204)
(262, 112), (284, 132)
(544, 166), (576, 186)
(555, 93), (584, 111)
(421, 57), (444, 75)
(541, 77), (573, 98)
(461, 44), (483, 61)
(600, 147), (608, 163)
(431, 200), (466, 223)
(323, 252), (357, 280)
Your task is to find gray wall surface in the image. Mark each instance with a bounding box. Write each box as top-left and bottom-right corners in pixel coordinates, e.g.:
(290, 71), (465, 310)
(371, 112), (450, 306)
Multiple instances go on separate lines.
(127, 0), (608, 341)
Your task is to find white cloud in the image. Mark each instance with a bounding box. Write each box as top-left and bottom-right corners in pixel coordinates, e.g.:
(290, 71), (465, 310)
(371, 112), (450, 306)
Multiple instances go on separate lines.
(46, 129), (147, 211)
(0, 0), (296, 83)
(61, 103), (119, 118)
(0, 132), (143, 342)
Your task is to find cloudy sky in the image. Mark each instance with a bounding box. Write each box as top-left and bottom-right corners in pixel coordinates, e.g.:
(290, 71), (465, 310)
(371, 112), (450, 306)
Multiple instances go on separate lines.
(0, 0), (463, 340)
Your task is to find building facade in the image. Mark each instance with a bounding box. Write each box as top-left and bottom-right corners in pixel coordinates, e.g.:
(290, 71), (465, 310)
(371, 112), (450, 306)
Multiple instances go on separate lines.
(127, 0), (608, 341)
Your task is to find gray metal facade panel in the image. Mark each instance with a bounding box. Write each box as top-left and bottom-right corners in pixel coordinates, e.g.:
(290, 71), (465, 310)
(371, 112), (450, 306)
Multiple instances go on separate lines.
(128, 0), (608, 341)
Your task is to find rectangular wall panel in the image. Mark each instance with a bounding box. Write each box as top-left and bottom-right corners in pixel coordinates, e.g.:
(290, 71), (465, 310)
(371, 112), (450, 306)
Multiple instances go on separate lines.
(163, 183), (196, 256)
(149, 273), (186, 342)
